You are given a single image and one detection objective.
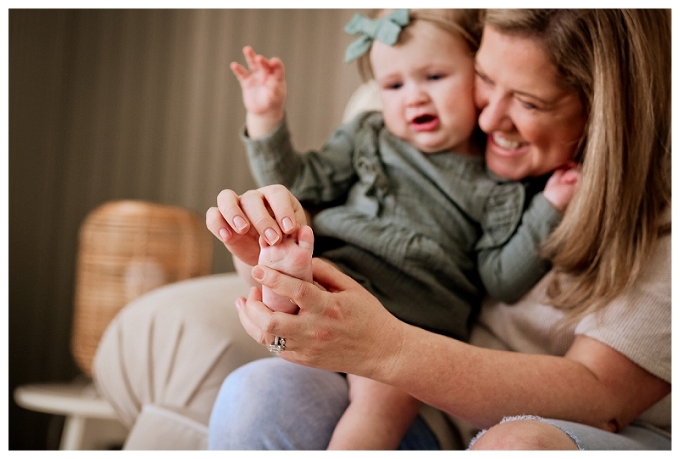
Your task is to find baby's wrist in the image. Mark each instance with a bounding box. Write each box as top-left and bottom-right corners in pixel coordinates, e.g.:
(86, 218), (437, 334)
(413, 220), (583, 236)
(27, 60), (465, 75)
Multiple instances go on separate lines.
(245, 111), (285, 139)
(542, 190), (567, 214)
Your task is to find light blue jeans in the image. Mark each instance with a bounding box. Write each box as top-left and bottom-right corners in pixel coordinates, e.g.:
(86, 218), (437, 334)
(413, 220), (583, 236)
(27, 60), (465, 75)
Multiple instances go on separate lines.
(470, 415), (671, 450)
(208, 357), (671, 450)
(207, 357), (438, 450)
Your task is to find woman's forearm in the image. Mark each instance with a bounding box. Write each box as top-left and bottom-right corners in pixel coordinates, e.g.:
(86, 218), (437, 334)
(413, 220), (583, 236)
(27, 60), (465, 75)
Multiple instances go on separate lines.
(379, 325), (597, 429)
(378, 324), (669, 431)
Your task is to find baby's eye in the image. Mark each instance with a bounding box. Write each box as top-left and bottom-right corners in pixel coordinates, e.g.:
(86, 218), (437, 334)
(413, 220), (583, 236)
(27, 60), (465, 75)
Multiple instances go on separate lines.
(428, 74), (444, 81)
(384, 82), (402, 90)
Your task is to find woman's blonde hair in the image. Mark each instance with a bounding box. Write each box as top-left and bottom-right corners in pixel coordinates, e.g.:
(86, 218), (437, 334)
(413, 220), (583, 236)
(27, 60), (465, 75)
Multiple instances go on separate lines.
(356, 9), (482, 81)
(483, 9), (671, 321)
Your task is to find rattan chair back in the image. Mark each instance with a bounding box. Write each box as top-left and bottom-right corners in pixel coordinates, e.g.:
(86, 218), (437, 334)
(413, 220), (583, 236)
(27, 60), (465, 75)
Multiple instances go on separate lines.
(71, 200), (214, 376)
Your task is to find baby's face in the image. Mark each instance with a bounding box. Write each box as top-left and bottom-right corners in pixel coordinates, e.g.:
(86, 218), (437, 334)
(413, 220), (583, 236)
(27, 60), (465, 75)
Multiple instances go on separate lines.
(370, 20), (477, 154)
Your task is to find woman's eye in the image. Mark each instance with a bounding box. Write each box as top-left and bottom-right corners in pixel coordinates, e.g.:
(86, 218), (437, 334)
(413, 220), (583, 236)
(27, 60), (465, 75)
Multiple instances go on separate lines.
(475, 71), (492, 85)
(519, 100), (538, 110)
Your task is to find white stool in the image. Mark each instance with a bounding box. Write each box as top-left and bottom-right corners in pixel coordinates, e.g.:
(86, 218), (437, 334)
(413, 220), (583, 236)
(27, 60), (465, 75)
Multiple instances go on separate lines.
(14, 379), (128, 450)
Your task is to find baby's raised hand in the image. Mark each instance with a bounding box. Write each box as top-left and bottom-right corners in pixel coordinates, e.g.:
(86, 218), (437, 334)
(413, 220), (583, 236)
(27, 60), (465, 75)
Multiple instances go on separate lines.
(231, 46), (287, 127)
(543, 163), (581, 213)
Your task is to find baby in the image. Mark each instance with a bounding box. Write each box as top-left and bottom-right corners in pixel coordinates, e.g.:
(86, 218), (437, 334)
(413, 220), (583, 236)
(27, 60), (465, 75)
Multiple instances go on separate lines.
(230, 9), (579, 449)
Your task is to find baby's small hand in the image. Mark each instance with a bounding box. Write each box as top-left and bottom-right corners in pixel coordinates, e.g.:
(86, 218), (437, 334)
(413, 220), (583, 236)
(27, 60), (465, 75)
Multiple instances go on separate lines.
(543, 163), (581, 213)
(231, 46), (287, 136)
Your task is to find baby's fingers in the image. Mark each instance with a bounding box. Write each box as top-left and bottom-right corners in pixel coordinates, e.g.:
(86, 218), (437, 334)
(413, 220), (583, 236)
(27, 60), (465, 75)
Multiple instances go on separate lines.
(561, 168), (581, 184)
(265, 57), (285, 79)
(558, 164), (581, 184)
(230, 61), (251, 81)
(242, 45), (259, 70)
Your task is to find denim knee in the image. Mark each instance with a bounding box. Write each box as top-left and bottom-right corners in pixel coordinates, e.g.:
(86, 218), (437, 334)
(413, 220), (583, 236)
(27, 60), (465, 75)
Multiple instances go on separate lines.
(208, 357), (350, 449)
(468, 415), (671, 450)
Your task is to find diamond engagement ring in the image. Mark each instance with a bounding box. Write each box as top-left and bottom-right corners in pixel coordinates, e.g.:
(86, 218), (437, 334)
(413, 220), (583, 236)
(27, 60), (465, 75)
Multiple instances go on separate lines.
(268, 336), (286, 353)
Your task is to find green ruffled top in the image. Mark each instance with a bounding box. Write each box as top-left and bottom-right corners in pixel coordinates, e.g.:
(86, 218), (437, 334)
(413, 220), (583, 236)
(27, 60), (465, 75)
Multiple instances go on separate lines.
(242, 111), (562, 340)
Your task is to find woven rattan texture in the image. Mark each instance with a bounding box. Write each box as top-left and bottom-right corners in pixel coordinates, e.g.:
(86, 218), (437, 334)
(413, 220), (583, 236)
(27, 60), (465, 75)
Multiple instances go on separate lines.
(71, 200), (214, 376)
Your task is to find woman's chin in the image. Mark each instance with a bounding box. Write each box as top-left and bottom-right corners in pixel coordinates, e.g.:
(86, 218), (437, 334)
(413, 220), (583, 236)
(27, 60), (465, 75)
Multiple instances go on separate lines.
(485, 159), (524, 180)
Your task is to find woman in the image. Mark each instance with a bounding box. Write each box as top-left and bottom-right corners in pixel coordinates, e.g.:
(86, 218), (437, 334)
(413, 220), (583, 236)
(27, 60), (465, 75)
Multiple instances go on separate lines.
(205, 9), (671, 450)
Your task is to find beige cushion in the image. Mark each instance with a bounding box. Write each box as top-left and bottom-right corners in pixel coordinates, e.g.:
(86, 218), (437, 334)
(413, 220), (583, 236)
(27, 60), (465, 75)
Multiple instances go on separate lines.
(93, 273), (271, 449)
(123, 405), (209, 450)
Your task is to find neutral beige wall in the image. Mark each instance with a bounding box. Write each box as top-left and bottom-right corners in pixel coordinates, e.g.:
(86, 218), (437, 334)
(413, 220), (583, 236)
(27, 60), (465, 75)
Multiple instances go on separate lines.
(9, 9), (366, 449)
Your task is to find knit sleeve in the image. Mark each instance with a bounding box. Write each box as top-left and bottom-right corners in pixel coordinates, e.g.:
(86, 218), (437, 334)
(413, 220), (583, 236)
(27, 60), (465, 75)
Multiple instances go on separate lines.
(574, 232), (671, 383)
(241, 112), (379, 205)
(477, 191), (563, 303)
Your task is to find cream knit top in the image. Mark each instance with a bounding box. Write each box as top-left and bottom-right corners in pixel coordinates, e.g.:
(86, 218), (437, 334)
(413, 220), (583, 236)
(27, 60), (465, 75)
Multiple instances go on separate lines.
(423, 212), (671, 447)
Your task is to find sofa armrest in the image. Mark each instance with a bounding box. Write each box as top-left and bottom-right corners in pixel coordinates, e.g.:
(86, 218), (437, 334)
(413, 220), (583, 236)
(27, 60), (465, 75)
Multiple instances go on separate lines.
(93, 272), (272, 449)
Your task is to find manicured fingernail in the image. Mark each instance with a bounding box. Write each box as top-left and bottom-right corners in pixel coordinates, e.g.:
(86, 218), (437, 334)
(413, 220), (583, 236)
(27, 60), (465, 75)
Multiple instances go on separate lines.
(264, 228), (280, 245)
(252, 267), (264, 281)
(233, 216), (248, 232)
(219, 228), (229, 241)
(282, 217), (293, 232)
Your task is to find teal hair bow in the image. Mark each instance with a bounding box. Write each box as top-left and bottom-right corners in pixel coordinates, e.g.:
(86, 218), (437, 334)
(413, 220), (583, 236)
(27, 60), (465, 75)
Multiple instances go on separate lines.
(344, 9), (410, 63)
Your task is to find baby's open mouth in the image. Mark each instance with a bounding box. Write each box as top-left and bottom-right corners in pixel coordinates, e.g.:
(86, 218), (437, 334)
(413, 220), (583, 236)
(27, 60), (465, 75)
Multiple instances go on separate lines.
(413, 114), (436, 124)
(411, 114), (439, 132)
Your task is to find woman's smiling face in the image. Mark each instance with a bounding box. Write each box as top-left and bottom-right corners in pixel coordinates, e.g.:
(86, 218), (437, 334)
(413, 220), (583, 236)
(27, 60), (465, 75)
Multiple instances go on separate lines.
(474, 26), (587, 180)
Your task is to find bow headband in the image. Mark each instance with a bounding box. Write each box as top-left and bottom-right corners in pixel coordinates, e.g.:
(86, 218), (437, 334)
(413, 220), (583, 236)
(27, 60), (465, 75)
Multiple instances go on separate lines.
(343, 9), (410, 63)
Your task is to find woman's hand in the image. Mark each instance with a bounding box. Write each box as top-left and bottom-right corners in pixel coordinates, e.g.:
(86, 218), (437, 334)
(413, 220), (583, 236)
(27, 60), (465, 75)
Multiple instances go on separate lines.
(234, 258), (407, 380)
(206, 184), (309, 267)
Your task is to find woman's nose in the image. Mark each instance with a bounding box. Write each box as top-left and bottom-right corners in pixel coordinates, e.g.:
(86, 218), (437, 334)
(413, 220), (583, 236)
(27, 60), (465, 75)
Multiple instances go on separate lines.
(477, 91), (513, 132)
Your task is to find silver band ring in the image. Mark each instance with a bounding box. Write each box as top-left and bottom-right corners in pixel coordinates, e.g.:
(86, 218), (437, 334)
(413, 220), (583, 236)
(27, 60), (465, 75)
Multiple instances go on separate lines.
(268, 336), (286, 353)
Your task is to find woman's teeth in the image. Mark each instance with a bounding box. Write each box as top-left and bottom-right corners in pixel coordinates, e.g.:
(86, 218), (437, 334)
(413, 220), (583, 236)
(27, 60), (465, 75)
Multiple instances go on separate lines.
(493, 133), (523, 149)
